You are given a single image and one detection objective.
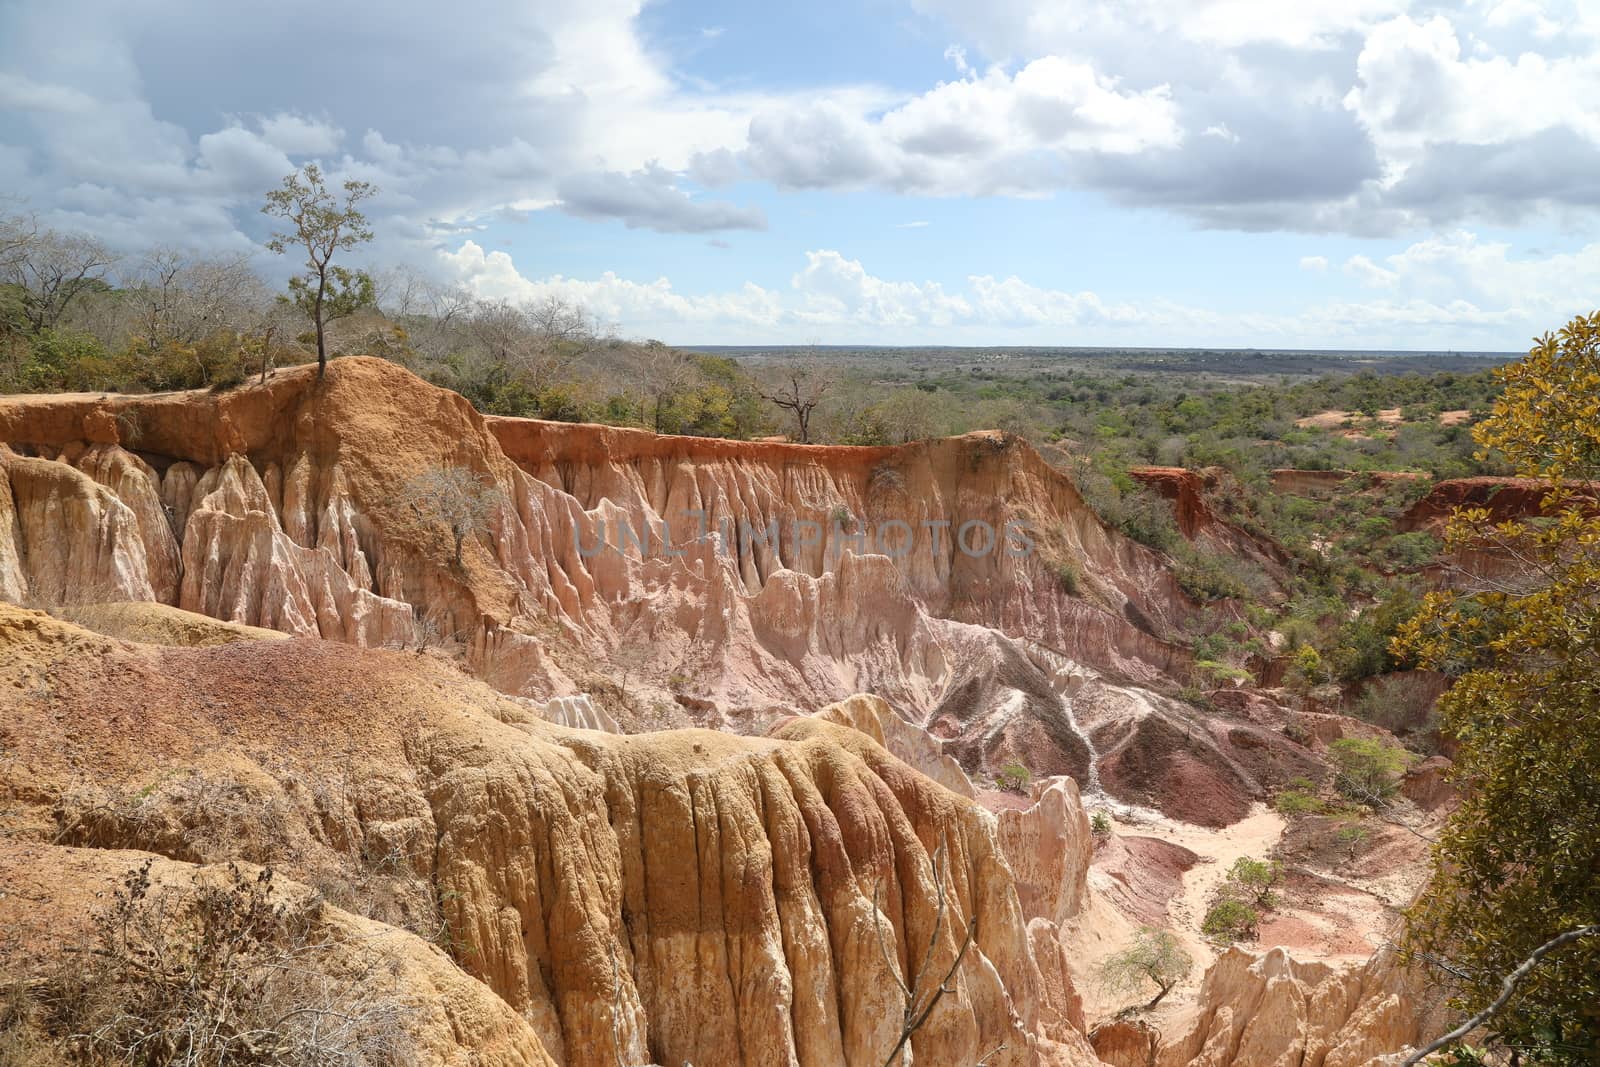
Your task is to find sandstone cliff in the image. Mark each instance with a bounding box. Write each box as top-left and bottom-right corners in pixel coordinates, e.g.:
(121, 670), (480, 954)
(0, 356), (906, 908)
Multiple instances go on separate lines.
(1155, 947), (1445, 1067)
(0, 360), (1190, 710)
(0, 604), (1108, 1066)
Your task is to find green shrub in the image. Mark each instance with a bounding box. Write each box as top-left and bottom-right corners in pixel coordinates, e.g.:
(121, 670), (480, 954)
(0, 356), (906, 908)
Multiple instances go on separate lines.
(1201, 898), (1259, 945)
(1049, 558), (1081, 595)
(1334, 821), (1371, 863)
(1226, 857), (1283, 907)
(1096, 926), (1194, 1011)
(1091, 810), (1112, 836)
(1274, 789), (1322, 817)
(1285, 645), (1329, 693)
(994, 762), (1032, 794)
(1328, 737), (1408, 803)
(1194, 659), (1252, 687)
(1350, 673), (1440, 739)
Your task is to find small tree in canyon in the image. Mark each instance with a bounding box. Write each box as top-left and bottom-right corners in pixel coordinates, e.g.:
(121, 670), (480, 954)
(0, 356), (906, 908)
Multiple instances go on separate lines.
(399, 467), (503, 566)
(1225, 856), (1283, 908)
(1097, 926), (1193, 1011)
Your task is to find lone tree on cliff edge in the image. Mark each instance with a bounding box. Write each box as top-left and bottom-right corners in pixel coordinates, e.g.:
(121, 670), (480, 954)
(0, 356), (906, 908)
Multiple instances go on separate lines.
(760, 357), (838, 444)
(262, 163), (376, 377)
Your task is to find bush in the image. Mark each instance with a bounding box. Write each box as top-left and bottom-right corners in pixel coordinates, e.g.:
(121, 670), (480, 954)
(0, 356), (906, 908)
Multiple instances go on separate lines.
(1285, 645), (1329, 693)
(1226, 857), (1283, 907)
(1350, 673), (1440, 740)
(17, 859), (413, 1064)
(1202, 898), (1259, 945)
(1329, 737), (1408, 803)
(1335, 821), (1371, 864)
(1194, 659), (1253, 688)
(1049, 558), (1081, 595)
(1091, 810), (1112, 836)
(994, 761), (1032, 794)
(1274, 788), (1323, 817)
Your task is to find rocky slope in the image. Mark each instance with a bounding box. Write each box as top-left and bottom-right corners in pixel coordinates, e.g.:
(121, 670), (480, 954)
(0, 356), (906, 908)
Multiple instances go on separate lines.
(1128, 467), (1288, 583)
(0, 604), (1108, 1067)
(0, 361), (1190, 710)
(0, 359), (1205, 795)
(0, 364), (1454, 1066)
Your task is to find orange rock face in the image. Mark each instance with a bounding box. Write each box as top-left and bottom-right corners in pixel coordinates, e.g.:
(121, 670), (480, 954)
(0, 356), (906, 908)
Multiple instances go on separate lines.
(1398, 475), (1596, 532)
(0, 360), (1192, 714)
(1129, 467), (1214, 540)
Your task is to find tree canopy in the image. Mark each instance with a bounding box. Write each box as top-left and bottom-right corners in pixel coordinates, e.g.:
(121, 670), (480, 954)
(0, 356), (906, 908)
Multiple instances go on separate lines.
(1399, 310), (1600, 1064)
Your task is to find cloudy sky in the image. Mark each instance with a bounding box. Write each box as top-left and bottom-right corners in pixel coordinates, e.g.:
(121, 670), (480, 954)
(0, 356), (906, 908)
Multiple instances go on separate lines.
(3, 0), (1598, 349)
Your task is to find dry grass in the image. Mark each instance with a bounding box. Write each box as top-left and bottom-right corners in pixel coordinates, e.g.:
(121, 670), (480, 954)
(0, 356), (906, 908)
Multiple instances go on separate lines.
(3, 858), (417, 1066)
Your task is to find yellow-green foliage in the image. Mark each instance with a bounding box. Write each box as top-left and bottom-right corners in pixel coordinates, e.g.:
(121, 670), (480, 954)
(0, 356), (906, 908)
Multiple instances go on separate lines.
(1398, 311), (1600, 1061)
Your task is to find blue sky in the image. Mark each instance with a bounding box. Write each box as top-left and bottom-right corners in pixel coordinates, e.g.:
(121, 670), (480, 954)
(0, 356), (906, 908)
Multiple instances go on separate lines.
(3, 0), (1599, 349)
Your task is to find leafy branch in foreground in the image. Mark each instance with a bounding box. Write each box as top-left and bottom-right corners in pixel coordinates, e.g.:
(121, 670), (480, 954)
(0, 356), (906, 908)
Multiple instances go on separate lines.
(1398, 311), (1600, 1063)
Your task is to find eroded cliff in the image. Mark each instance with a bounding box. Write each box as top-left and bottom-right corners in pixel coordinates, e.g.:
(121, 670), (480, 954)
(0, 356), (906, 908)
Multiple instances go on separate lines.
(0, 604), (1107, 1066)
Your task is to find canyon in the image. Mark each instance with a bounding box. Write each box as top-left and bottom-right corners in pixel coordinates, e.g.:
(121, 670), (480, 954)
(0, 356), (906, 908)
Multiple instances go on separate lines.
(0, 359), (1453, 1065)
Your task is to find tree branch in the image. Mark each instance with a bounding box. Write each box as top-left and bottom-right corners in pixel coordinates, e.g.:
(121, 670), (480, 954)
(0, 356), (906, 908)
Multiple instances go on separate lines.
(1401, 925), (1600, 1066)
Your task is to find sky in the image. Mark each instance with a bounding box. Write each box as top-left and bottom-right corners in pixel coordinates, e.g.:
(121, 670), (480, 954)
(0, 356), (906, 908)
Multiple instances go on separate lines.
(2, 0), (1598, 350)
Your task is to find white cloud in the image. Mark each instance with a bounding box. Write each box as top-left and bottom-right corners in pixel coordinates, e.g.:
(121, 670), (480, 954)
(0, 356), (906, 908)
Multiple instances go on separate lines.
(746, 57), (1181, 195)
(1349, 230), (1600, 317)
(1346, 14), (1600, 155)
(1300, 255), (1329, 271)
(257, 113), (344, 156)
(4, 0), (1600, 262)
(556, 165), (766, 232)
(0, 0), (791, 259)
(441, 236), (1588, 347)
(1345, 254), (1401, 287)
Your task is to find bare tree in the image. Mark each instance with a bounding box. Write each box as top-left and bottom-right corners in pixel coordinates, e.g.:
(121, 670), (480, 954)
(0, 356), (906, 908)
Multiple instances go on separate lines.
(2, 226), (115, 333)
(761, 359), (838, 444)
(527, 294), (593, 343)
(14, 859), (417, 1065)
(872, 839), (987, 1067)
(398, 467), (504, 566)
(262, 163), (376, 377)
(638, 341), (699, 432)
(378, 266), (474, 366)
(124, 248), (262, 352)
(609, 640), (653, 710)
(0, 211), (37, 275)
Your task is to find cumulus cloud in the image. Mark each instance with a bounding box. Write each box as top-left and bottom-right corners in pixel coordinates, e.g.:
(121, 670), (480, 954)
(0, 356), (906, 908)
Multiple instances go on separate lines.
(439, 236), (1589, 348)
(0, 0), (781, 259)
(257, 113), (344, 156)
(1349, 16), (1600, 149)
(745, 58), (1181, 195)
(1300, 255), (1329, 271)
(3, 0), (1599, 272)
(889, 0), (1600, 228)
(556, 166), (765, 232)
